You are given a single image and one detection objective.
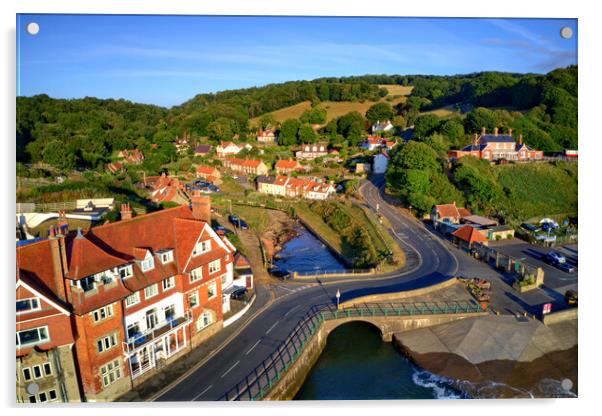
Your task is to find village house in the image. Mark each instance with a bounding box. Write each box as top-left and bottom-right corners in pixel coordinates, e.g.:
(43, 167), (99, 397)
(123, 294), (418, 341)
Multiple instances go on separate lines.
(447, 128), (544, 162)
(295, 143), (328, 160)
(451, 224), (489, 250)
(222, 158), (269, 176)
(149, 173), (189, 204)
(355, 163), (371, 174)
(361, 136), (397, 151)
(257, 175), (335, 200)
(485, 225), (515, 241)
(117, 149), (144, 165)
(216, 141), (244, 158)
(373, 151), (390, 174)
(106, 161), (124, 174)
(174, 132), (191, 154)
(195, 166), (221, 184)
(15, 197), (236, 402)
(430, 202), (472, 229)
(371, 120), (394, 134)
(274, 159), (304, 175)
(256, 128), (278, 144)
(194, 144), (212, 157)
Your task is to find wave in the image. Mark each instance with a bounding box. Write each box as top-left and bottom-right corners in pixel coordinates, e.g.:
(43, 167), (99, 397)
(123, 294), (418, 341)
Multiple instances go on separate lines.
(411, 368), (468, 399)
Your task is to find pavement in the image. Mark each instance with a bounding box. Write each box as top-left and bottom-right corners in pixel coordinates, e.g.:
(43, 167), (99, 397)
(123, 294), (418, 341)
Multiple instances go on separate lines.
(146, 174), (577, 402)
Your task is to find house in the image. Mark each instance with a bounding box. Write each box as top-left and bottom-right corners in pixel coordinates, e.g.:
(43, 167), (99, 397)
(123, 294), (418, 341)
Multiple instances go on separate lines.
(222, 158), (269, 176)
(216, 141), (244, 158)
(256, 128), (278, 144)
(194, 144), (212, 157)
(257, 175), (335, 200)
(149, 173), (188, 204)
(355, 163), (371, 174)
(373, 151), (390, 174)
(117, 149), (144, 165)
(106, 161), (123, 174)
(485, 225), (515, 241)
(447, 128), (544, 162)
(451, 225), (489, 250)
(295, 143), (328, 160)
(274, 159), (304, 175)
(15, 197), (237, 402)
(431, 202), (471, 229)
(174, 132), (191, 154)
(371, 120), (394, 134)
(196, 166), (221, 184)
(233, 253), (254, 289)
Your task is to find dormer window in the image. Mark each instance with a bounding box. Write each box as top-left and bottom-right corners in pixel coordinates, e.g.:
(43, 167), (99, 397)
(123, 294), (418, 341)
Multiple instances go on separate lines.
(118, 265), (133, 279)
(140, 257), (155, 272)
(192, 240), (211, 256)
(160, 250), (174, 264)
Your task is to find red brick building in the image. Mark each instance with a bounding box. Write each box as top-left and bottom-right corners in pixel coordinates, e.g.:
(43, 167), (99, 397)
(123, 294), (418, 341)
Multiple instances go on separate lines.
(447, 128), (544, 162)
(16, 196), (236, 402)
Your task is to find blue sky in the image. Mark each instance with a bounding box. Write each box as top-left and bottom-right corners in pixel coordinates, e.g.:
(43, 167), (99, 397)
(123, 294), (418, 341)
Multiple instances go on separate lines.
(16, 15), (577, 107)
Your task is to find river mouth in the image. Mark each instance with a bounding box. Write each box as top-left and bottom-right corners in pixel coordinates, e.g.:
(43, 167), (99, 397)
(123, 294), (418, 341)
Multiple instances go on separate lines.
(272, 226), (347, 275)
(294, 321), (467, 400)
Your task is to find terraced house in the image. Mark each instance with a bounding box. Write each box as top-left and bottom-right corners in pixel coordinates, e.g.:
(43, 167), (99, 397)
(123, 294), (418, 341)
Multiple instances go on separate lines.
(15, 196), (236, 402)
(222, 158), (269, 176)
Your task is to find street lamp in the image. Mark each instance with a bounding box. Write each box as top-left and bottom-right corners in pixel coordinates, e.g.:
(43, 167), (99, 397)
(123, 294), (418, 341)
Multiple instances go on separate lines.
(335, 289), (341, 310)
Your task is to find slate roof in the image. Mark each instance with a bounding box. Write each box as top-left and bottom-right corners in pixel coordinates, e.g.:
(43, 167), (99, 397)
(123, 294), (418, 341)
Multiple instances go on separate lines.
(480, 134), (515, 143)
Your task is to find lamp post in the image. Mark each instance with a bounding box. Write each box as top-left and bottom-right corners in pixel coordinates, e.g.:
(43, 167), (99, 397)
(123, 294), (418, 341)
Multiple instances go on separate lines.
(335, 289), (340, 310)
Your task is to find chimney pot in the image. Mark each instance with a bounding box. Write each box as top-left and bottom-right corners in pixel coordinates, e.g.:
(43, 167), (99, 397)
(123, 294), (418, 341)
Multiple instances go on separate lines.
(508, 128), (513, 137)
(481, 127), (486, 135)
(120, 203), (132, 221)
(493, 127), (498, 136)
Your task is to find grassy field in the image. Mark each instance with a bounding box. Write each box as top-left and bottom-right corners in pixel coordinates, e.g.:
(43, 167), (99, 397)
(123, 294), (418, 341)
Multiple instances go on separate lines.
(420, 105), (460, 118)
(249, 85), (411, 126)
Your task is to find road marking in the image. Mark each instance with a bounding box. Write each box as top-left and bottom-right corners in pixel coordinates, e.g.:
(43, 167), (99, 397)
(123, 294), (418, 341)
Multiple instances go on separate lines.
(220, 360), (240, 378)
(277, 285), (296, 292)
(191, 384), (212, 401)
(245, 339), (261, 355)
(265, 320), (280, 334)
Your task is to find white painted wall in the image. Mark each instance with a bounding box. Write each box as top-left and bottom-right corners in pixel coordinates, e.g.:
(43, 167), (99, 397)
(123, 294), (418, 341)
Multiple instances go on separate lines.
(123, 292), (184, 338)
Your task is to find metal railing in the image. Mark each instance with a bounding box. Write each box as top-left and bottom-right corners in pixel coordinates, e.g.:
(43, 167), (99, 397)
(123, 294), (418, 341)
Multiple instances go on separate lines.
(219, 300), (483, 401)
(293, 268), (373, 277)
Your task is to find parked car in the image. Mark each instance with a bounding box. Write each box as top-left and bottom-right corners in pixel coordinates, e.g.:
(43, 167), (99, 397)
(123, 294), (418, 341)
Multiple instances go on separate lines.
(237, 219), (249, 230)
(557, 262), (576, 273)
(228, 214), (239, 225)
(545, 251), (566, 264)
(230, 287), (248, 301)
(269, 268), (291, 280)
(564, 290), (578, 306)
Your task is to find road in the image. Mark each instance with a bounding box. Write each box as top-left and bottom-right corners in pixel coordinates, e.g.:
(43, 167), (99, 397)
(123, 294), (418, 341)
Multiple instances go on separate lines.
(154, 176), (468, 401)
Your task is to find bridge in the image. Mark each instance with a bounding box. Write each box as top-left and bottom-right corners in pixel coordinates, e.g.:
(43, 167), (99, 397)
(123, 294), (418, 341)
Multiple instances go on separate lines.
(220, 300), (487, 401)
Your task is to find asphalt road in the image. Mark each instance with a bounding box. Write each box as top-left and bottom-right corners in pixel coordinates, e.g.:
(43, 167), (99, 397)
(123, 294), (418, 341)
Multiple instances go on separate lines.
(154, 174), (465, 401)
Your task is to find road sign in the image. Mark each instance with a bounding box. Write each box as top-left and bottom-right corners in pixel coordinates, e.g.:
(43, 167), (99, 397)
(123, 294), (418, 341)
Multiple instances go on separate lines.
(542, 303), (552, 315)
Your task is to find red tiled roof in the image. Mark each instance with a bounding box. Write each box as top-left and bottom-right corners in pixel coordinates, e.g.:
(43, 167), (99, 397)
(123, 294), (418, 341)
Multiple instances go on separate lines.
(234, 253), (250, 268)
(197, 166), (217, 175)
(65, 233), (128, 280)
(275, 159), (299, 170)
(16, 240), (60, 295)
(226, 158), (263, 168)
(458, 208), (472, 218)
(435, 203), (461, 219)
(452, 225), (488, 244)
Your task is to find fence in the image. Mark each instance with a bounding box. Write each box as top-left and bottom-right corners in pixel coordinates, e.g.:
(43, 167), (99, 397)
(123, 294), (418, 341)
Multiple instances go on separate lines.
(219, 300), (483, 401)
(292, 269), (374, 279)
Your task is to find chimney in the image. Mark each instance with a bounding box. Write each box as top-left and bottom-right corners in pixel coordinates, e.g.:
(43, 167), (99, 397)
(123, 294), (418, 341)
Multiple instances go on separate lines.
(518, 134), (523, 145)
(192, 195), (211, 223)
(120, 203), (132, 221)
(452, 201), (456, 206)
(481, 127), (486, 135)
(493, 127), (498, 136)
(508, 128), (513, 137)
(48, 229), (68, 302)
(473, 133), (478, 145)
(57, 211), (68, 235)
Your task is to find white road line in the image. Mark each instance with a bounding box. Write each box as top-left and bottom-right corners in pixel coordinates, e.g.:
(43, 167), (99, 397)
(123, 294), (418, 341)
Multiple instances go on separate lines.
(245, 339), (261, 355)
(278, 285), (295, 292)
(265, 320), (280, 334)
(220, 360), (240, 378)
(191, 384), (212, 401)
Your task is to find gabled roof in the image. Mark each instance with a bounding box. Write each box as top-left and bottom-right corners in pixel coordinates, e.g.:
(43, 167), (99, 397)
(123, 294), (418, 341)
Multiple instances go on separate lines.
(275, 159), (300, 170)
(65, 232), (128, 280)
(257, 175), (275, 184)
(434, 203), (461, 219)
(458, 207), (472, 218)
(195, 144), (212, 153)
(225, 158), (264, 168)
(234, 253), (250, 268)
(197, 165), (217, 175)
(452, 225), (488, 244)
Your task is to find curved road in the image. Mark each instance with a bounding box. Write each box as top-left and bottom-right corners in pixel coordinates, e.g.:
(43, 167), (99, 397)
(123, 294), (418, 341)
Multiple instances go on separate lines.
(155, 175), (459, 401)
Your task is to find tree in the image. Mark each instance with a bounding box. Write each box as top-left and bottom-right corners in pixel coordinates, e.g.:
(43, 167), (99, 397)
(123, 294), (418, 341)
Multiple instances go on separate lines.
(42, 140), (77, 171)
(365, 102), (395, 124)
(259, 114), (276, 129)
(298, 123), (318, 144)
(206, 117), (235, 141)
(413, 114), (441, 139)
(300, 106), (327, 124)
(279, 119), (301, 146)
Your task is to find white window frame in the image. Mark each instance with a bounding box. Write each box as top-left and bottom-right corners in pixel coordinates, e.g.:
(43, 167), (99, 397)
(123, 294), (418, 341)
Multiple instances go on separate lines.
(16, 297), (41, 315)
(160, 250), (174, 264)
(32, 364), (43, 379)
(96, 333), (118, 353)
(162, 276), (175, 291)
(220, 274), (229, 286)
(192, 240), (211, 257)
(208, 259), (221, 274)
(118, 265), (133, 279)
(43, 362), (52, 377)
(17, 326), (49, 348)
(207, 282), (217, 299)
(189, 267), (202, 283)
(125, 291), (141, 308)
(196, 311), (213, 332)
(188, 291), (199, 309)
(140, 257), (155, 272)
(144, 284), (159, 300)
(100, 359), (122, 388)
(92, 304), (114, 322)
(22, 367), (32, 382)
